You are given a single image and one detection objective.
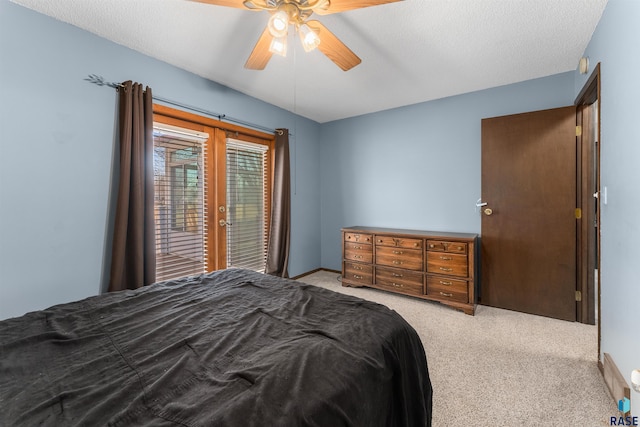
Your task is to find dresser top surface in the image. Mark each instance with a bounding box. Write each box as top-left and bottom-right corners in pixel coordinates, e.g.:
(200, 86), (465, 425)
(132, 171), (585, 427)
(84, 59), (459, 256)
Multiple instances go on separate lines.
(342, 226), (478, 240)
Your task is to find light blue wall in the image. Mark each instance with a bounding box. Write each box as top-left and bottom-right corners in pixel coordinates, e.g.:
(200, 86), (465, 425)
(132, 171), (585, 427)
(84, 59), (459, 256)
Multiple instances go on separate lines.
(319, 73), (576, 270)
(575, 0), (640, 416)
(0, 1), (321, 319)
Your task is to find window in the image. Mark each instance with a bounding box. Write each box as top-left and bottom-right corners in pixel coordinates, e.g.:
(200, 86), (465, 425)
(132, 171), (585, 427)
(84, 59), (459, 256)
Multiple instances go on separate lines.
(153, 123), (208, 281)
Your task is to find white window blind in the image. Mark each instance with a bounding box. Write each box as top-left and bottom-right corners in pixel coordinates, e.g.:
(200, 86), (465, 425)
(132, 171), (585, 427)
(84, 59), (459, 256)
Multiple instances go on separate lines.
(153, 124), (208, 281)
(226, 139), (269, 273)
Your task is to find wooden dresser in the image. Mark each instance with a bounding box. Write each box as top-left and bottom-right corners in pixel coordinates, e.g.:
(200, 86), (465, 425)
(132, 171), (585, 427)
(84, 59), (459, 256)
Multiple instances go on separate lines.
(342, 226), (478, 315)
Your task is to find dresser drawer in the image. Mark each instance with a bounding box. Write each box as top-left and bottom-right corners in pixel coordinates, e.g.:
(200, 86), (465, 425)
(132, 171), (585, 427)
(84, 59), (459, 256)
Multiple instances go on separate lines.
(375, 236), (423, 249)
(344, 242), (373, 263)
(343, 262), (373, 285)
(426, 240), (467, 254)
(344, 232), (373, 244)
(426, 276), (468, 303)
(376, 246), (423, 271)
(375, 267), (423, 296)
(345, 241), (371, 252)
(426, 252), (468, 277)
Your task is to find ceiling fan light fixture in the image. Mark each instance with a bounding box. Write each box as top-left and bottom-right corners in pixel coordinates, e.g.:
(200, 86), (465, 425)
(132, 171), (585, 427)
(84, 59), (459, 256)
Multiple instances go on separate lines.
(268, 10), (289, 38)
(299, 24), (320, 52)
(194, 0), (387, 70)
(269, 36), (288, 56)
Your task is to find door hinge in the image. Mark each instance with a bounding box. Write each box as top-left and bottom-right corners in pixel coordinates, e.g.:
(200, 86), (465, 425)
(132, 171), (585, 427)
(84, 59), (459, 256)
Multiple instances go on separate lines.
(575, 208), (582, 219)
(576, 125), (582, 137)
(575, 291), (582, 302)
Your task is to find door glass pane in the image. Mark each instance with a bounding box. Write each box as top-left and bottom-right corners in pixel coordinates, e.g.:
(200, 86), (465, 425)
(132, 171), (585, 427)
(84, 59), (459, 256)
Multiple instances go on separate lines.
(226, 139), (268, 272)
(153, 125), (208, 281)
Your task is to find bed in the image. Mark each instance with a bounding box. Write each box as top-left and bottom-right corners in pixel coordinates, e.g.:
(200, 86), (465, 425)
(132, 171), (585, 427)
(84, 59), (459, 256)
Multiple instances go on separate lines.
(0, 268), (432, 426)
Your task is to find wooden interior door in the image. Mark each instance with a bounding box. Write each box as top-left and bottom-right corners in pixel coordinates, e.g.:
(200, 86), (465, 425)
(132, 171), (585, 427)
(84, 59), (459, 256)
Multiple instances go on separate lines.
(480, 106), (577, 321)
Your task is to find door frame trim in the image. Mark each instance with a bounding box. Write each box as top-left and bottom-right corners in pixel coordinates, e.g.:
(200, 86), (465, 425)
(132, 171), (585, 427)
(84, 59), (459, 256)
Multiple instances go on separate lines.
(574, 64), (601, 351)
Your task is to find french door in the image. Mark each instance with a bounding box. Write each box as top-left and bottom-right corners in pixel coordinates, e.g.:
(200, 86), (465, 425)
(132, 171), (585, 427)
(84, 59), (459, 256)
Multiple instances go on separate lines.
(152, 105), (274, 281)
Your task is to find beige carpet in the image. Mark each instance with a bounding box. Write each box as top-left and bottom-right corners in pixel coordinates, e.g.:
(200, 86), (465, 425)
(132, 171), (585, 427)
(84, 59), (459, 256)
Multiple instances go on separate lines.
(298, 270), (614, 427)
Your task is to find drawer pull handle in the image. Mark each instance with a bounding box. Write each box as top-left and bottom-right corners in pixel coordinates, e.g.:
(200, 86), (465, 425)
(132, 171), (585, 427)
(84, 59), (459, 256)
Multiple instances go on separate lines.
(393, 260), (403, 265)
(439, 267), (453, 272)
(353, 274), (363, 279)
(439, 292), (453, 297)
(392, 273), (403, 278)
(439, 280), (453, 286)
(393, 250), (403, 255)
(440, 256), (452, 260)
(392, 282), (404, 288)
(429, 244), (435, 248)
(354, 245), (362, 249)
(377, 239), (383, 243)
(354, 255), (363, 259)
(352, 265), (363, 270)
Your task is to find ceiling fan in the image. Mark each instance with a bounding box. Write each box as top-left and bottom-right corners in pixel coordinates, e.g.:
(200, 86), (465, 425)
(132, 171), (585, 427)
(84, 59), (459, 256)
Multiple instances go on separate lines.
(191, 0), (403, 71)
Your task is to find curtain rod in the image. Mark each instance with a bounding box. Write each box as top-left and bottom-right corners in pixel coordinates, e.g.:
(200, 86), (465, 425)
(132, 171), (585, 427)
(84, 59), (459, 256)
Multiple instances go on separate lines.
(85, 74), (285, 136)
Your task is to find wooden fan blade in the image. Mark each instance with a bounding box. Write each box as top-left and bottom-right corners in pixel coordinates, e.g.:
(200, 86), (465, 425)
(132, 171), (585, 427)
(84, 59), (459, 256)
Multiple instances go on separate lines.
(307, 20), (361, 71)
(189, 0), (248, 9)
(313, 0), (403, 15)
(244, 26), (274, 70)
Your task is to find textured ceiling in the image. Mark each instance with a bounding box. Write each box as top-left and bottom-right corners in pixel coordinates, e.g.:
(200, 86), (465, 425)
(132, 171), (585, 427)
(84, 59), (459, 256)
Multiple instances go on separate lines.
(11, 0), (608, 123)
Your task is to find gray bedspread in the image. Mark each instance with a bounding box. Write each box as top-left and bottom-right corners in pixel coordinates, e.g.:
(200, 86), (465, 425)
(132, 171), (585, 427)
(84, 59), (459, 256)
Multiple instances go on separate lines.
(0, 268), (432, 426)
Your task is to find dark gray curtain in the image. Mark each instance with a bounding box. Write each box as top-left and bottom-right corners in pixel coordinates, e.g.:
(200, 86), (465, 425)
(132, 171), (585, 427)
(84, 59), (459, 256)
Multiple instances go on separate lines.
(265, 129), (291, 278)
(108, 81), (156, 292)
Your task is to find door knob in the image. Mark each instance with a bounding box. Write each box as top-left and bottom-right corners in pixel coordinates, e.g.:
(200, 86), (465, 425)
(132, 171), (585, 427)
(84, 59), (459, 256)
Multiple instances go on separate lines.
(484, 208), (493, 216)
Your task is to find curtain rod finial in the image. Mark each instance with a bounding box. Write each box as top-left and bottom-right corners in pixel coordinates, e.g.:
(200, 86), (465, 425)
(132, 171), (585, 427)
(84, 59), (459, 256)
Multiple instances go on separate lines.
(85, 74), (122, 89)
